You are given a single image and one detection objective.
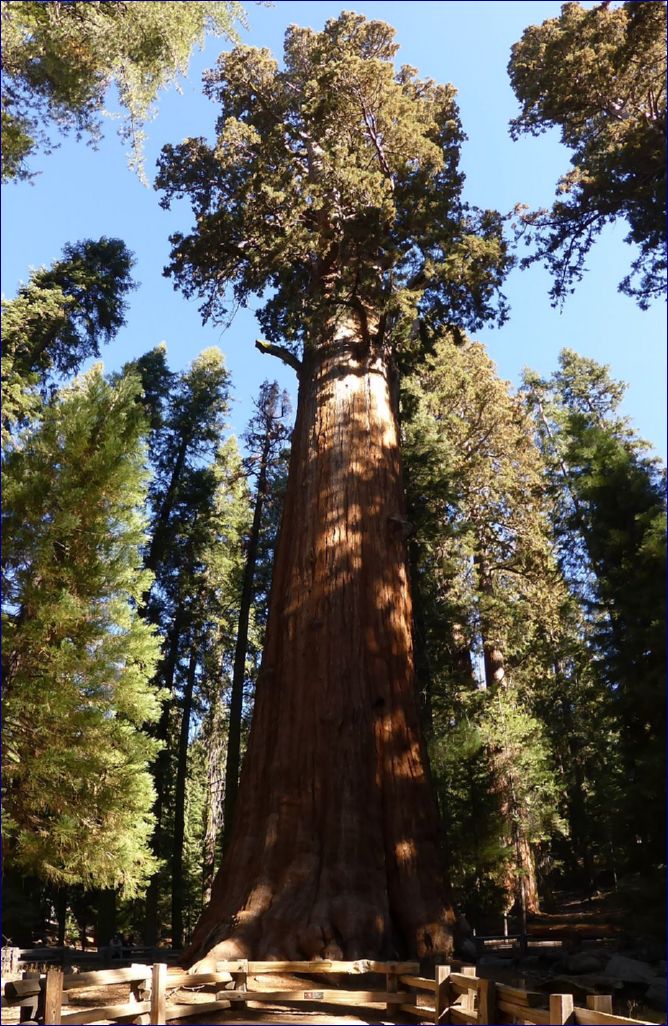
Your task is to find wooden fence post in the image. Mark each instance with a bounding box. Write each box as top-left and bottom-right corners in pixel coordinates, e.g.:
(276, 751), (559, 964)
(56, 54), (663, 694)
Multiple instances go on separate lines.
(434, 964), (451, 1025)
(386, 962), (399, 1014)
(478, 977), (495, 1024)
(129, 962), (151, 1023)
(44, 967), (63, 1025)
(231, 957), (248, 1011)
(586, 994), (614, 1013)
(19, 969), (40, 1023)
(151, 962), (167, 1025)
(549, 992), (574, 1024)
(460, 965), (477, 1014)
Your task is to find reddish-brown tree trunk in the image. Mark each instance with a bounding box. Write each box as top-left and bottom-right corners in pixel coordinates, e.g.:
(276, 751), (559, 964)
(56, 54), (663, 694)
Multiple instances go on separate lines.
(183, 330), (454, 966)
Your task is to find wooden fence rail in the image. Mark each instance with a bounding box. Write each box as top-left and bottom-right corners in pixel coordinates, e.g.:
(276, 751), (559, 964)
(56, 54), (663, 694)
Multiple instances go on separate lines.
(422, 963), (653, 1025)
(1, 958), (655, 1025)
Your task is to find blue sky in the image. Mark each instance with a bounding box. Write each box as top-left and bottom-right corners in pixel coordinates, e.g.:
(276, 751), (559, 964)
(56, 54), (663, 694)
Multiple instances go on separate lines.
(2, 1), (665, 457)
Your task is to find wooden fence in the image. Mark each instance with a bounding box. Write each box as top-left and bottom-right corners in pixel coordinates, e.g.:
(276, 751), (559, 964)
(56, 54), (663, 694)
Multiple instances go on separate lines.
(1, 958), (655, 1025)
(473, 932), (620, 959)
(429, 965), (654, 1025)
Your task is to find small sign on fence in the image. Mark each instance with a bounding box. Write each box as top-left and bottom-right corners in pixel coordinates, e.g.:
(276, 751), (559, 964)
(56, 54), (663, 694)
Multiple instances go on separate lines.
(303, 990), (325, 999)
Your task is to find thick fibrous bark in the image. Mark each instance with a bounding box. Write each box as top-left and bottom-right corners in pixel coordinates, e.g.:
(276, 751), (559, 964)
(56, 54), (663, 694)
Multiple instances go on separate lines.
(184, 325), (454, 966)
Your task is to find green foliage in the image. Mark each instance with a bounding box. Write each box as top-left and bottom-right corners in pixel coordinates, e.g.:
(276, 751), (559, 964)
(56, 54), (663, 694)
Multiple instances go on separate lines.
(241, 380), (292, 634)
(522, 350), (666, 863)
(403, 331), (567, 694)
(509, 1), (667, 306)
(402, 332), (569, 914)
(430, 714), (509, 916)
(1, 0), (246, 182)
(2, 238), (135, 442)
(180, 738), (209, 939)
(156, 12), (511, 352)
(2, 366), (162, 894)
(125, 344), (253, 943)
(478, 687), (566, 847)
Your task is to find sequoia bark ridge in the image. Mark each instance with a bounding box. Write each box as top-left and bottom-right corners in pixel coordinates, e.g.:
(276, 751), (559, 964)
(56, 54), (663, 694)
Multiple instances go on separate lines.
(184, 324), (454, 966)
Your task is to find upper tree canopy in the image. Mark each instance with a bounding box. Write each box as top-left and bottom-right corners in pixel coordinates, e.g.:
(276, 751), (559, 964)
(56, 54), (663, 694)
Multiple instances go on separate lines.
(1, 238), (136, 441)
(509, 1), (667, 307)
(157, 12), (512, 359)
(1, 0), (245, 182)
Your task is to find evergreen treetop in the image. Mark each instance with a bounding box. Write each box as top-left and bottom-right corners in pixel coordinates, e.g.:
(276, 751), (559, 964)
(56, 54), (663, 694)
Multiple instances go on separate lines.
(156, 12), (512, 357)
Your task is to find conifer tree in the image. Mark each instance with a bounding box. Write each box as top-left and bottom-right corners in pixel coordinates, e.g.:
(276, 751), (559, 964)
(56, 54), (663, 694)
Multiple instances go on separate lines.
(157, 12), (511, 964)
(402, 332), (567, 919)
(523, 350), (666, 866)
(222, 380), (292, 852)
(125, 345), (254, 945)
(2, 366), (162, 893)
(171, 440), (251, 945)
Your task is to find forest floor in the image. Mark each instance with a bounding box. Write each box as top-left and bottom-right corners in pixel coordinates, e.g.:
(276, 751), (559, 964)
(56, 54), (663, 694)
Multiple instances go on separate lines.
(3, 880), (664, 1024)
(528, 878), (664, 941)
(475, 878), (666, 1024)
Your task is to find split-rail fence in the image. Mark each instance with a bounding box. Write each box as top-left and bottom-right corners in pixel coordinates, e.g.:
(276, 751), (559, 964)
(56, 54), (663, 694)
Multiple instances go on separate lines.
(1, 957), (655, 1024)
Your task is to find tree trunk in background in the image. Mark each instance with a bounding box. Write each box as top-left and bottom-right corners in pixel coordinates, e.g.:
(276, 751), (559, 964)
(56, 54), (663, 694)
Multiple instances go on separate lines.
(56, 888), (67, 947)
(145, 435), (191, 574)
(172, 645), (197, 949)
(515, 832), (539, 916)
(451, 622), (476, 687)
(202, 704), (226, 905)
(558, 686), (595, 888)
(222, 435), (271, 852)
(475, 554), (506, 689)
(183, 328), (454, 966)
(479, 591), (538, 916)
(500, 781), (540, 918)
(144, 604), (185, 945)
(95, 889), (116, 948)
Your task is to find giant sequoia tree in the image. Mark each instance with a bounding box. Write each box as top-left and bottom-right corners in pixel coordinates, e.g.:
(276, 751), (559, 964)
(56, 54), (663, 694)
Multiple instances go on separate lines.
(157, 13), (510, 964)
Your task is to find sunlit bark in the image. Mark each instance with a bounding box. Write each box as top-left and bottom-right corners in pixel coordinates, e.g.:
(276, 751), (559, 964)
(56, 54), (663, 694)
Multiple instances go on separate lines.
(184, 322), (454, 965)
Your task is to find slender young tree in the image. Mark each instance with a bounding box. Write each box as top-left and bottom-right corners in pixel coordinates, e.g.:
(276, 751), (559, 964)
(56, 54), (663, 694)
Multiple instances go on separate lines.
(132, 347), (236, 944)
(157, 13), (511, 963)
(169, 443), (251, 946)
(402, 332), (567, 919)
(523, 350), (666, 866)
(222, 381), (292, 853)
